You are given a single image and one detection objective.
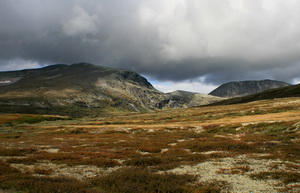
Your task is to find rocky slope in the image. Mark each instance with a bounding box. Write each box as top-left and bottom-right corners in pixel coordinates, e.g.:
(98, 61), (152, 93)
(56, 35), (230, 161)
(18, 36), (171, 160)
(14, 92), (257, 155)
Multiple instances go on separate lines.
(0, 63), (221, 116)
(209, 79), (291, 98)
(158, 90), (222, 108)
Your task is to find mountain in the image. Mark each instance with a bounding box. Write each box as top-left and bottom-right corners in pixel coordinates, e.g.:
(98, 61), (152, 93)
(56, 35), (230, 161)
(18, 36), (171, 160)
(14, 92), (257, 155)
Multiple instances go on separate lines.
(0, 63), (221, 116)
(0, 63), (164, 116)
(158, 90), (222, 108)
(209, 79), (291, 98)
(209, 83), (300, 106)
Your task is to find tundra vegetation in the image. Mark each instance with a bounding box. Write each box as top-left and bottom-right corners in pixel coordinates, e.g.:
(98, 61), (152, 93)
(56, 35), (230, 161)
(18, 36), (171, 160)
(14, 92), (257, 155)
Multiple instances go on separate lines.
(0, 97), (300, 192)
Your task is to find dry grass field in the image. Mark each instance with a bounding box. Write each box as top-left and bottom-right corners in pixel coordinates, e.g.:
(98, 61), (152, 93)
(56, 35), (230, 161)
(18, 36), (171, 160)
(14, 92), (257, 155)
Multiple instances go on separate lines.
(1, 97), (300, 192)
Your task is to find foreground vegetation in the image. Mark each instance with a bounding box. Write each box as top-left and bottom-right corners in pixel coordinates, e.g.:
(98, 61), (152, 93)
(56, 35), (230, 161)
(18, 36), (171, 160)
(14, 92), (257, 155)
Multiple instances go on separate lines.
(0, 97), (300, 192)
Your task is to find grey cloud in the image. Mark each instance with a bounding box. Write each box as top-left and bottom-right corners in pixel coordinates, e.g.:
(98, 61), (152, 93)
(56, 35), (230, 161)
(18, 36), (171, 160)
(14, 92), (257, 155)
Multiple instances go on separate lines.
(0, 0), (300, 85)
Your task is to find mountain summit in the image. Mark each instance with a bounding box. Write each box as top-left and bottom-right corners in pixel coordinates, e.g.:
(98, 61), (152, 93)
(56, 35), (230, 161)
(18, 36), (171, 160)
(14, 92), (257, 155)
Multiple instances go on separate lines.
(209, 79), (291, 98)
(0, 63), (165, 115)
(0, 63), (221, 116)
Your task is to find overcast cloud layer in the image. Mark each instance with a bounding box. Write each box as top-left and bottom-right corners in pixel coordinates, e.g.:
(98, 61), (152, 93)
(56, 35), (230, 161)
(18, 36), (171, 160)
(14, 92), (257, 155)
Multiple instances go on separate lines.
(1, 0), (300, 87)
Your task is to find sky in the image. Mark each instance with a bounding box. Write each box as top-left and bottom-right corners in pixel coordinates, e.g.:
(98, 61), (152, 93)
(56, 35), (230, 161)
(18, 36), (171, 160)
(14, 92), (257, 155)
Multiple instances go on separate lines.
(1, 0), (300, 94)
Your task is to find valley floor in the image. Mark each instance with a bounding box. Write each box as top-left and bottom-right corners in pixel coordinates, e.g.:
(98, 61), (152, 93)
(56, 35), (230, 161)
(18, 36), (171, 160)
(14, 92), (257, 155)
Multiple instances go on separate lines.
(1, 97), (300, 192)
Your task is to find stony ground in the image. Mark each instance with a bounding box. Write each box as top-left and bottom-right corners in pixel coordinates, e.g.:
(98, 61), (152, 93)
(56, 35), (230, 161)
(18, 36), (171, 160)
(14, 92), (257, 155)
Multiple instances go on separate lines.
(0, 97), (300, 192)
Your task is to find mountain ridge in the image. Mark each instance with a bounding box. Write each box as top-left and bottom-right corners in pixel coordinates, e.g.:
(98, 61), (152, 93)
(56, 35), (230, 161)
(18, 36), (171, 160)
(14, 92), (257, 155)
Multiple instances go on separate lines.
(209, 79), (291, 98)
(209, 83), (300, 106)
(0, 62), (221, 116)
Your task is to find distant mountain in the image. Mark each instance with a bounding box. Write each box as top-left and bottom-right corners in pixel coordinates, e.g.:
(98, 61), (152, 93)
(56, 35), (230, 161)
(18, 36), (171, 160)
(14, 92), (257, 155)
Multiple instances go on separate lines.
(158, 90), (222, 108)
(209, 80), (291, 98)
(0, 63), (222, 116)
(209, 83), (300, 106)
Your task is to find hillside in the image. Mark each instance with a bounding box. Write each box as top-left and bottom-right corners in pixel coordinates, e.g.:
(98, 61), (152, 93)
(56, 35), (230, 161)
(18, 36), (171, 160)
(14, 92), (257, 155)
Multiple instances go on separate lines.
(0, 63), (165, 116)
(0, 63), (221, 116)
(160, 90), (221, 108)
(209, 79), (291, 98)
(210, 83), (300, 106)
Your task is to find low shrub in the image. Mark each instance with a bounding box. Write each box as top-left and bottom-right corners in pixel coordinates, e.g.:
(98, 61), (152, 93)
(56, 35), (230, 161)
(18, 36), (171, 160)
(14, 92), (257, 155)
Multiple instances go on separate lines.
(7, 157), (38, 165)
(203, 124), (240, 135)
(0, 161), (20, 175)
(250, 171), (300, 184)
(0, 148), (37, 156)
(137, 146), (162, 153)
(0, 160), (97, 193)
(187, 138), (254, 153)
(81, 158), (120, 167)
(33, 152), (83, 166)
(125, 157), (163, 167)
(7, 115), (68, 125)
(217, 166), (252, 175)
(92, 167), (196, 193)
(33, 168), (53, 175)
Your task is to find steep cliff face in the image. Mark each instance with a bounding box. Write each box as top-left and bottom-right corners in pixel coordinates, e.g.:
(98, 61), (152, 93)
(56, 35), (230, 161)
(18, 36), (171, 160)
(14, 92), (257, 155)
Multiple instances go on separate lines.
(0, 63), (222, 116)
(209, 80), (291, 98)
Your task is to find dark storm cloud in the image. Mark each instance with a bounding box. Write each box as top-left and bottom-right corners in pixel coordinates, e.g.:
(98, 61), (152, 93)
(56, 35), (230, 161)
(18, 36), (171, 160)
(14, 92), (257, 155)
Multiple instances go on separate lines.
(1, 0), (300, 85)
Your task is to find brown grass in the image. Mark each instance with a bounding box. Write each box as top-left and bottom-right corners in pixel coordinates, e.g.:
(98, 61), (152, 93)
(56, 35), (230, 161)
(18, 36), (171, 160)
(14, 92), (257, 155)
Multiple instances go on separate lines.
(0, 97), (300, 192)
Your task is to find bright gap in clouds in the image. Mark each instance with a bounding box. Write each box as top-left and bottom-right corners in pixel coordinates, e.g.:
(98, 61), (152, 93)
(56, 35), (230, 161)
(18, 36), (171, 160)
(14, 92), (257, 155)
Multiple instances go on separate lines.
(293, 78), (300, 85)
(0, 59), (41, 71)
(147, 77), (217, 94)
